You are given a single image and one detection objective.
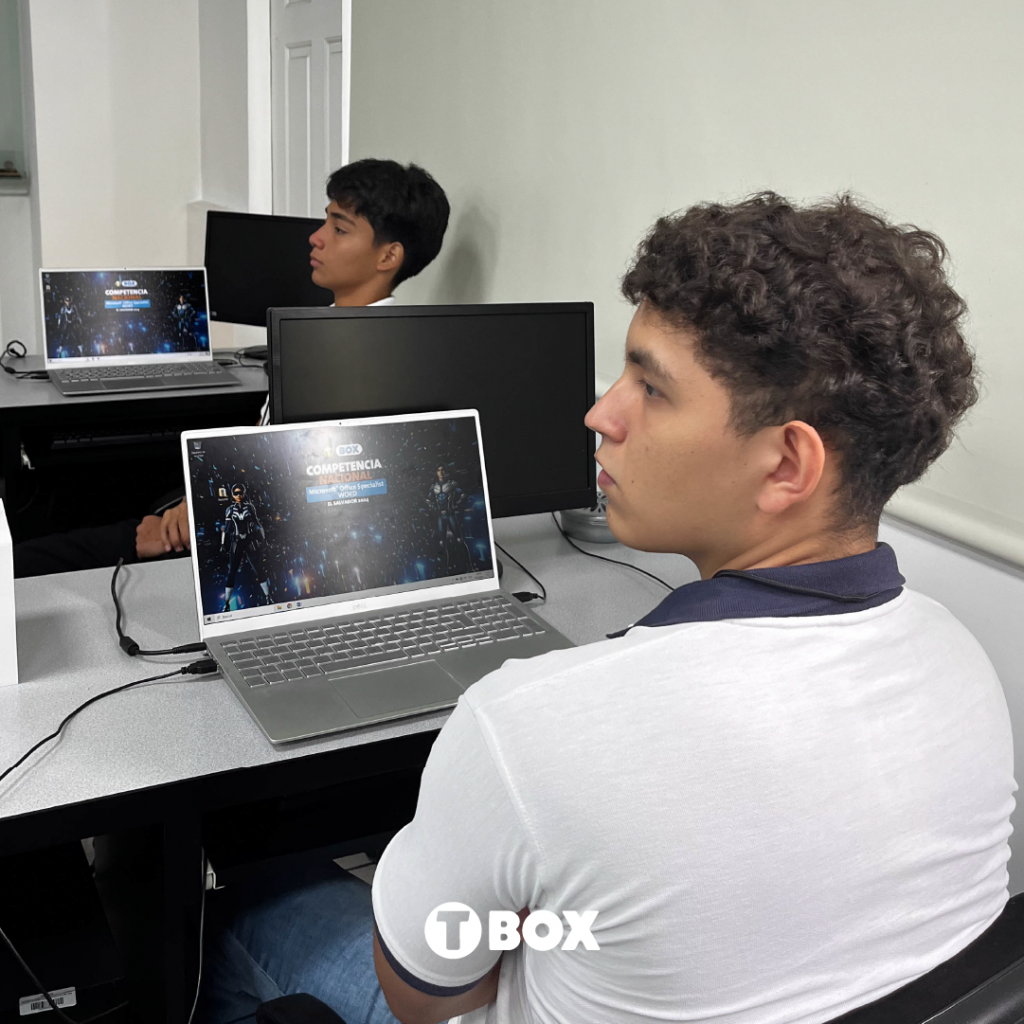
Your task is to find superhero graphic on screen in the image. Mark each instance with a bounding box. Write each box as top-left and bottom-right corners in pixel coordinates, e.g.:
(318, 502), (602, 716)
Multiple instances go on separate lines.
(55, 296), (83, 357)
(42, 270), (210, 360)
(171, 294), (196, 350)
(221, 483), (271, 612)
(188, 418), (495, 623)
(428, 465), (473, 574)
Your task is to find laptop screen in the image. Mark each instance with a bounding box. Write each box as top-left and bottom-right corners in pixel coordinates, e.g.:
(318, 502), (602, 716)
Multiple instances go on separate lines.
(186, 414), (496, 627)
(41, 268), (211, 367)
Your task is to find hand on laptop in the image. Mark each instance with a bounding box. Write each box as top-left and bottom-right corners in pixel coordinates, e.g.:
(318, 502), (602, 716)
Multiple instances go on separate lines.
(135, 500), (191, 558)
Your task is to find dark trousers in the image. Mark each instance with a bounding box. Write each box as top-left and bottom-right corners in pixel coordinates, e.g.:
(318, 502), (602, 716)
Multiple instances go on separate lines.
(14, 519), (142, 578)
(13, 488), (187, 578)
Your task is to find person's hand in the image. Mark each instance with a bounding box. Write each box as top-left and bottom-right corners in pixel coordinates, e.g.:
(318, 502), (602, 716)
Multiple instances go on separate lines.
(135, 515), (167, 558)
(160, 498), (191, 552)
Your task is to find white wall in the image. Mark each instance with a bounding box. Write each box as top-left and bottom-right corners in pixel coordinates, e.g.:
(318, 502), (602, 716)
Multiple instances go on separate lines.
(198, 0), (248, 212)
(880, 518), (1024, 894)
(0, 198), (37, 345)
(27, 0), (202, 297)
(350, 0), (1024, 892)
(349, 0), (1024, 556)
(0, 0), (40, 349)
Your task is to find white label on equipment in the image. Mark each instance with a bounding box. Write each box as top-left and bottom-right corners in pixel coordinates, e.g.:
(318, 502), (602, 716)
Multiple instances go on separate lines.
(19, 988), (77, 1016)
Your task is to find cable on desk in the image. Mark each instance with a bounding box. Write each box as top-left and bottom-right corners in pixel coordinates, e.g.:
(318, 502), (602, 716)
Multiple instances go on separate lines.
(494, 542), (546, 603)
(0, 922), (129, 1024)
(0, 340), (49, 381)
(550, 512), (673, 592)
(0, 658), (218, 787)
(111, 558), (207, 657)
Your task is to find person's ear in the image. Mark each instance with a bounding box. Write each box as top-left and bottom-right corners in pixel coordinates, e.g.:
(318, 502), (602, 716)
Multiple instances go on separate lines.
(377, 241), (404, 274)
(755, 420), (827, 516)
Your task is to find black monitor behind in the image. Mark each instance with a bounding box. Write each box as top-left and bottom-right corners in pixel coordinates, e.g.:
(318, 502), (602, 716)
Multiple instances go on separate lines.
(267, 303), (596, 518)
(204, 210), (333, 328)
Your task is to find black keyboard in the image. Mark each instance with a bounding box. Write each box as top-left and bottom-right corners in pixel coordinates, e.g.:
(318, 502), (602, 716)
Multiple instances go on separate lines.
(54, 362), (226, 382)
(221, 594), (546, 688)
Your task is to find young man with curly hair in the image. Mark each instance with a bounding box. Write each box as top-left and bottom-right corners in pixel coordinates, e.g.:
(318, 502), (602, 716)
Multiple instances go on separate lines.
(202, 194), (1015, 1024)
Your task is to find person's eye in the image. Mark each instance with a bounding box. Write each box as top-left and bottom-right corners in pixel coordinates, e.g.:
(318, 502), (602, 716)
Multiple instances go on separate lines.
(638, 378), (662, 399)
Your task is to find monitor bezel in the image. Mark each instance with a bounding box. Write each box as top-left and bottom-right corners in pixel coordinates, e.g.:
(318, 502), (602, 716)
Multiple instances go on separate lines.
(266, 302), (597, 518)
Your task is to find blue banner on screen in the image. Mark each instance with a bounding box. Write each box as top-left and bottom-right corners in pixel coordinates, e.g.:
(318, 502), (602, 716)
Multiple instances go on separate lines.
(306, 479), (388, 502)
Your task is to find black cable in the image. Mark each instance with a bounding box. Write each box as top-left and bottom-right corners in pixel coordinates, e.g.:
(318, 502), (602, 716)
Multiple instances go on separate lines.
(111, 559), (206, 657)
(494, 542), (546, 602)
(0, 659), (218, 787)
(550, 512), (673, 591)
(0, 921), (128, 1024)
(0, 340), (49, 381)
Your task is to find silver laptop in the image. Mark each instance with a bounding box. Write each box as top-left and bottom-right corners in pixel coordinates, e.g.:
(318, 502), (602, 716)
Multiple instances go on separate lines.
(182, 410), (575, 744)
(41, 267), (239, 394)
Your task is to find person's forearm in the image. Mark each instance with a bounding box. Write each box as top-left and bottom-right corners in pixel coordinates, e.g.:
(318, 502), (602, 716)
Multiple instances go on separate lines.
(373, 932), (500, 1024)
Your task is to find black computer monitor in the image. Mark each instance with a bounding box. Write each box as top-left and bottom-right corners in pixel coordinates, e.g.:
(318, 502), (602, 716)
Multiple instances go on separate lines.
(267, 303), (596, 517)
(204, 211), (333, 326)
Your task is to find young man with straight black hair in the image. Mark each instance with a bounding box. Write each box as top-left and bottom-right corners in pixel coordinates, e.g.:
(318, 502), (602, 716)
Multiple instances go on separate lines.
(14, 159), (449, 576)
(201, 194), (1014, 1024)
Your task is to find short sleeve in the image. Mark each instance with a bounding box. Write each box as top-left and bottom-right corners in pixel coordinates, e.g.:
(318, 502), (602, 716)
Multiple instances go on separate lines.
(371, 696), (538, 994)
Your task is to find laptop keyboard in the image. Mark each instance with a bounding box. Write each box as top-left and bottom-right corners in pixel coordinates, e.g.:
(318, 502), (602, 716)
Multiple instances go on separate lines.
(54, 363), (225, 382)
(220, 594), (547, 688)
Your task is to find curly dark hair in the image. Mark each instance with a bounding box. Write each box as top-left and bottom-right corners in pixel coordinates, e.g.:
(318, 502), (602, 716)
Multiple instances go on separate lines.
(622, 192), (978, 527)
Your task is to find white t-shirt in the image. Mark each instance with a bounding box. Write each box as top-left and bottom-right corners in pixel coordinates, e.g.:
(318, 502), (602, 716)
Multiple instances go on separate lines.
(258, 295), (395, 426)
(372, 588), (1015, 1024)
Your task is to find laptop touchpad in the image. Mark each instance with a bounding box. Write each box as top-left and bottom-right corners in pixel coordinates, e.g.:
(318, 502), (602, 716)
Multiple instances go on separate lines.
(329, 660), (463, 719)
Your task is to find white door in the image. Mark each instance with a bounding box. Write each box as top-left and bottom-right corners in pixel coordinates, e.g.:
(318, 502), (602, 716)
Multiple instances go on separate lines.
(270, 0), (350, 217)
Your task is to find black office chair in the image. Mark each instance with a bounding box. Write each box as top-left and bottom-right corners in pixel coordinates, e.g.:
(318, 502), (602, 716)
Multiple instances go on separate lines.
(254, 893), (1024, 1024)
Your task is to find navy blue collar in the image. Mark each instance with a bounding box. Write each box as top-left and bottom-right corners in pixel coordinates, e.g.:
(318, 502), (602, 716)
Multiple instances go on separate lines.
(610, 543), (905, 637)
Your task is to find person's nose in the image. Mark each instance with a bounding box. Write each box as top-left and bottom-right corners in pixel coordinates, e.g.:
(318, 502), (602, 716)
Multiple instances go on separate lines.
(585, 377), (628, 444)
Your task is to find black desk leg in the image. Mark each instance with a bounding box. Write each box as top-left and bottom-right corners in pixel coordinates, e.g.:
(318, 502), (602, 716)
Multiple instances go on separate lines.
(163, 805), (204, 1024)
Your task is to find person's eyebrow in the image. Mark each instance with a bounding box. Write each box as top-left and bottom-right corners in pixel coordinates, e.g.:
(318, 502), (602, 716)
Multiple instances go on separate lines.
(328, 209), (357, 226)
(626, 346), (675, 382)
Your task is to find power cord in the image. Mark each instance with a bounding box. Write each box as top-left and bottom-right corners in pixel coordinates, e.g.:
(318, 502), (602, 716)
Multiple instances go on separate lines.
(1, 340), (49, 381)
(494, 542), (546, 602)
(0, 660), (218, 787)
(550, 512), (673, 591)
(0, 921), (128, 1023)
(111, 559), (206, 657)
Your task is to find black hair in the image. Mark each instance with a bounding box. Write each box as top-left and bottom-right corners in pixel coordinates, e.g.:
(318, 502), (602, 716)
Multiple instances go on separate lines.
(326, 158), (450, 286)
(622, 192), (977, 528)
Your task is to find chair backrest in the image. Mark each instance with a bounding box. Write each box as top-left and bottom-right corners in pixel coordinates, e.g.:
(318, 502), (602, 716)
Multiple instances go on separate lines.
(926, 957), (1024, 1024)
(830, 893), (1024, 1024)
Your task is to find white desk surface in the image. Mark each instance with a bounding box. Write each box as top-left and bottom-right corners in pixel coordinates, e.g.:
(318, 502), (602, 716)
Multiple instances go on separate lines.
(0, 514), (698, 822)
